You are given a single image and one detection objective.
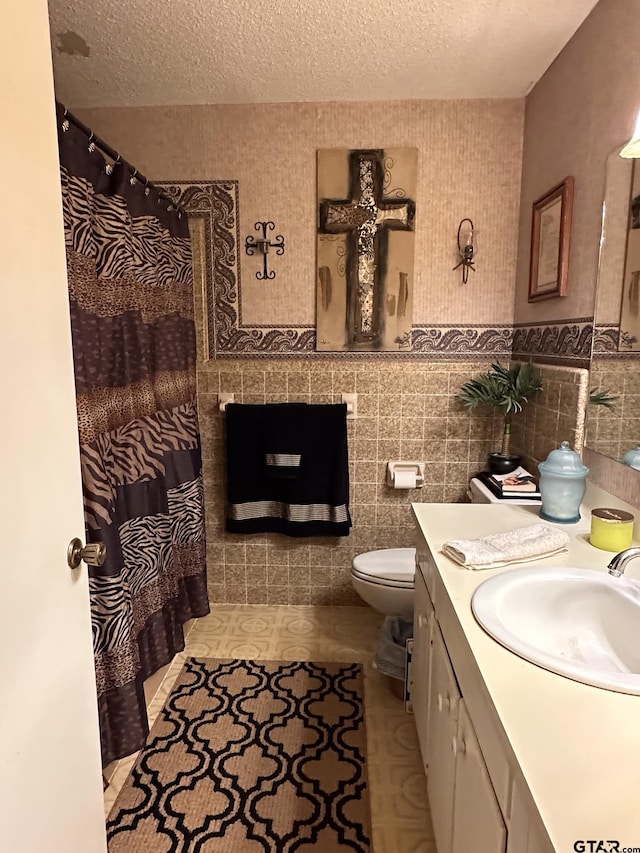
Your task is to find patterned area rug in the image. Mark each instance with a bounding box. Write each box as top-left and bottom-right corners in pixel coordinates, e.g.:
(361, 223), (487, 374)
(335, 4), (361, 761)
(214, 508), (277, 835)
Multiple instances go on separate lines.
(106, 658), (371, 852)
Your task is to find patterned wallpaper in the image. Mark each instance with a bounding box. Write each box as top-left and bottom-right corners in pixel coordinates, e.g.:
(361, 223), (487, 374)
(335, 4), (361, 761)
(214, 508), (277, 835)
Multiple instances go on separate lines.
(514, 0), (640, 327)
(163, 178), (597, 365)
(512, 0), (640, 510)
(79, 99), (525, 331)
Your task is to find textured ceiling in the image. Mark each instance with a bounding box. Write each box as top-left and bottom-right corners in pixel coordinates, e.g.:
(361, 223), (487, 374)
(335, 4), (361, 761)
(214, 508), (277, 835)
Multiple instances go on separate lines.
(48, 0), (599, 108)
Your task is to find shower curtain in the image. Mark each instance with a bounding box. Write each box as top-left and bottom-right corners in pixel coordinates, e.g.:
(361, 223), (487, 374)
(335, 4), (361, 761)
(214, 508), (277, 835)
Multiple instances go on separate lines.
(58, 111), (209, 766)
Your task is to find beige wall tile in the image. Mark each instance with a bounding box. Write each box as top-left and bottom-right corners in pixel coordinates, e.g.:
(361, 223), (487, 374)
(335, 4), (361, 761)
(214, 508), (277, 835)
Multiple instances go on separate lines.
(267, 566), (289, 586)
(246, 585), (268, 604)
(588, 359), (640, 463)
(585, 447), (640, 508)
(194, 359), (538, 602)
(267, 586), (290, 605)
(511, 363), (588, 466)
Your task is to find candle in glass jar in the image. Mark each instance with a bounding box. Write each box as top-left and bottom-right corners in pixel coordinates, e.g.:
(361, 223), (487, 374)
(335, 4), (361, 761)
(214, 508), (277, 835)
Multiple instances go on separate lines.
(590, 507), (635, 552)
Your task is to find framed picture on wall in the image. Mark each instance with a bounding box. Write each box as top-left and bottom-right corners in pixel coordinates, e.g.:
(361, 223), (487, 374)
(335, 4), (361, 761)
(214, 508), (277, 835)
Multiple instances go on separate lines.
(528, 176), (574, 302)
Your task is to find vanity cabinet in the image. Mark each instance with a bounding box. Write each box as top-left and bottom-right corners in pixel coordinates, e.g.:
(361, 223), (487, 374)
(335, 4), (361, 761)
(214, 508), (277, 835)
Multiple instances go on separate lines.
(412, 529), (553, 853)
(412, 566), (434, 773)
(452, 700), (506, 853)
(427, 623), (460, 853)
(424, 612), (506, 853)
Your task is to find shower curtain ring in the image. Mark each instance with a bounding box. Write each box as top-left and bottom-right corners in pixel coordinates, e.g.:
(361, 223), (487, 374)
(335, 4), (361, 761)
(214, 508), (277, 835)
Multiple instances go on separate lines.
(62, 108), (70, 132)
(105, 154), (121, 176)
(129, 169), (138, 186)
(87, 133), (96, 153)
(143, 178), (150, 196)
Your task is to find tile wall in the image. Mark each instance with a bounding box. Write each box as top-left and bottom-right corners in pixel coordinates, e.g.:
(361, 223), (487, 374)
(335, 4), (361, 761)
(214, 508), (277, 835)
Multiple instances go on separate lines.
(587, 359), (640, 462)
(584, 447), (640, 508)
(198, 359), (503, 605)
(510, 363), (589, 468)
(583, 358), (640, 507)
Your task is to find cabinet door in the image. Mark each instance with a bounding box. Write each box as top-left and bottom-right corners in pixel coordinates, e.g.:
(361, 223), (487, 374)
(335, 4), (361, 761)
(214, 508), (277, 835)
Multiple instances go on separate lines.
(452, 701), (507, 853)
(412, 567), (434, 771)
(507, 780), (554, 853)
(427, 623), (461, 853)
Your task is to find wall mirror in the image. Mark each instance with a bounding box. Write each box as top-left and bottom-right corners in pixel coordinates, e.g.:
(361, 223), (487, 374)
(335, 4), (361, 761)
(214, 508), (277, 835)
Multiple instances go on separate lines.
(587, 146), (640, 469)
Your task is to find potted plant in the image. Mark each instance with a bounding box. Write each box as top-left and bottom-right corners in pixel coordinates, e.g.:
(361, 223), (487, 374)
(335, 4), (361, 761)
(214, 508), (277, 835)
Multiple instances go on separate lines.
(458, 362), (543, 474)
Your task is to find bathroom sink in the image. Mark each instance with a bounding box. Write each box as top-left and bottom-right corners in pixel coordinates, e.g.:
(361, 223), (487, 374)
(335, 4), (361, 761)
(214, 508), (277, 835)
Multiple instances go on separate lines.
(471, 566), (640, 694)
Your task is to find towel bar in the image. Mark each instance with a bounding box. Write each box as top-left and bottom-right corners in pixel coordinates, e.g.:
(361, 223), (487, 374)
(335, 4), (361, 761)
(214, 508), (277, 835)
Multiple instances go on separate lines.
(218, 393), (235, 411)
(218, 392), (357, 417)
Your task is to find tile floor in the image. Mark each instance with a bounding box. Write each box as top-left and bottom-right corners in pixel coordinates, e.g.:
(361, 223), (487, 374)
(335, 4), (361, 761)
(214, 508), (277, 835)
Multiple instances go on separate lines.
(104, 605), (436, 852)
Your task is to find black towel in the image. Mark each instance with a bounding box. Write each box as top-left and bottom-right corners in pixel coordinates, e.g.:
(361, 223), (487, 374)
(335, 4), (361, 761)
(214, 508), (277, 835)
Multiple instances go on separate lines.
(225, 403), (352, 537)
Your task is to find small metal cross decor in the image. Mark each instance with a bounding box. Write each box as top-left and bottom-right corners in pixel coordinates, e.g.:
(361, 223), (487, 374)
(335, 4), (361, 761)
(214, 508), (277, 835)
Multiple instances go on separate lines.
(245, 221), (285, 280)
(317, 148), (416, 351)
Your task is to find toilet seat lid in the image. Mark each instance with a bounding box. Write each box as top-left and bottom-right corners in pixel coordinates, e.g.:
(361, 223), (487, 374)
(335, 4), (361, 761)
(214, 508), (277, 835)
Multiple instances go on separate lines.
(351, 570), (414, 589)
(352, 548), (416, 585)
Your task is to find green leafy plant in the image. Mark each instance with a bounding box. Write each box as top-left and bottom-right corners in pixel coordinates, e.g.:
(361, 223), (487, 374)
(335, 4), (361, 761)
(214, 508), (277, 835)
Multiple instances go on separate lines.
(588, 388), (618, 411)
(458, 362), (543, 457)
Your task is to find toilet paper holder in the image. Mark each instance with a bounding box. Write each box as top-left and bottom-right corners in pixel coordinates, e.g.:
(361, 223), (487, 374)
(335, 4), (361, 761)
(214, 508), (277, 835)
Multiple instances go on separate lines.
(386, 461), (425, 488)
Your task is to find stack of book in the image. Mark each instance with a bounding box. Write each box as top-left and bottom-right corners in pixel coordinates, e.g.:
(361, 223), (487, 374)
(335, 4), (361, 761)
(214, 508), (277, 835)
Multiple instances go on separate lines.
(478, 466), (541, 502)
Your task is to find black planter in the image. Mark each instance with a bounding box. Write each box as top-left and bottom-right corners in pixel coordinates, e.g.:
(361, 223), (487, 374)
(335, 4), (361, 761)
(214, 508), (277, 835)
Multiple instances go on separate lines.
(487, 453), (521, 475)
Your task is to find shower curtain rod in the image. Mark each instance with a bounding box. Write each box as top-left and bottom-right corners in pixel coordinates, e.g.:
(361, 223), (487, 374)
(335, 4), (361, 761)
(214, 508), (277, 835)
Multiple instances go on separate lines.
(56, 101), (185, 214)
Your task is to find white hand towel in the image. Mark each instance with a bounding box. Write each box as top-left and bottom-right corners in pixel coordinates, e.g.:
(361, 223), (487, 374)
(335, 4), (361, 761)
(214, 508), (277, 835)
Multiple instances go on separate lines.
(442, 523), (571, 570)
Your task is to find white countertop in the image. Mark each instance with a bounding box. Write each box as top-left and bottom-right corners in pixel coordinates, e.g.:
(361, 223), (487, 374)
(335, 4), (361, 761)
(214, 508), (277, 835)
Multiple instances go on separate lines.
(412, 483), (640, 852)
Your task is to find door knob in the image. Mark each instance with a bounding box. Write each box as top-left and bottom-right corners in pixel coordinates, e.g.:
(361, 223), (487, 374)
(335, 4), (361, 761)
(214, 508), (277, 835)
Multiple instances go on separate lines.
(67, 538), (107, 569)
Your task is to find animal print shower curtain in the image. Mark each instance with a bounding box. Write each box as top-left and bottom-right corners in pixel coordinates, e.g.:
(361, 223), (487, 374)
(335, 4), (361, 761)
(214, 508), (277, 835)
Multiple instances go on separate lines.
(58, 109), (209, 766)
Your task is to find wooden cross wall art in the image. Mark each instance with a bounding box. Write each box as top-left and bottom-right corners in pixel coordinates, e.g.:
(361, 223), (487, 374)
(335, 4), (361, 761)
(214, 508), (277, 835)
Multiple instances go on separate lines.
(316, 148), (417, 351)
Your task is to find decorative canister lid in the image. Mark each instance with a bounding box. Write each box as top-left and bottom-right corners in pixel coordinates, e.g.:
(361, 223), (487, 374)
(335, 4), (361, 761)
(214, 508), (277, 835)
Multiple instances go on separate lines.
(591, 507), (634, 523)
(538, 441), (590, 477)
(622, 446), (640, 470)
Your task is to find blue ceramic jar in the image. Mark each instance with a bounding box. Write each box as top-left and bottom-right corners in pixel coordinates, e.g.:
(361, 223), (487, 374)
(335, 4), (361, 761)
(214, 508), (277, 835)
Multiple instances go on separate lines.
(538, 441), (589, 524)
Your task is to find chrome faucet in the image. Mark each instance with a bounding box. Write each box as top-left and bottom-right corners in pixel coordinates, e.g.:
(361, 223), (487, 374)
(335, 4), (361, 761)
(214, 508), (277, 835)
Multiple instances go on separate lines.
(608, 547), (640, 578)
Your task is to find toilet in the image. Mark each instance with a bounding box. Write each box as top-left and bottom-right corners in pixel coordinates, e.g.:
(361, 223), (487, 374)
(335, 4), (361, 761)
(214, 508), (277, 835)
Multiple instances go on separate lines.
(350, 548), (416, 619)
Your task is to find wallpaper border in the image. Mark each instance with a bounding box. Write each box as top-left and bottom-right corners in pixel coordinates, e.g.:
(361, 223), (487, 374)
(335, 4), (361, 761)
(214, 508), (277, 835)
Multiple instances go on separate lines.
(512, 318), (594, 367)
(160, 181), (591, 364)
(592, 323), (640, 359)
